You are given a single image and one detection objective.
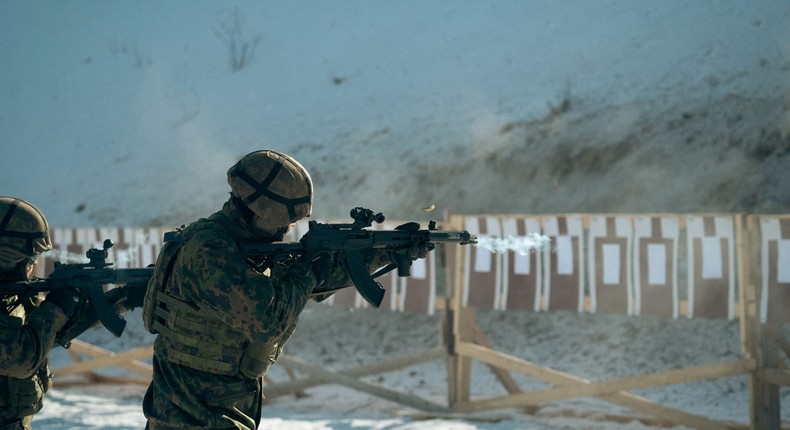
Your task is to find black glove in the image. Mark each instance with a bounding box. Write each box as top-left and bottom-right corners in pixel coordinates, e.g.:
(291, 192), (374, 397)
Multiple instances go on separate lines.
(123, 284), (147, 310)
(44, 288), (79, 318)
(407, 241), (434, 260)
(299, 252), (332, 287)
(394, 223), (435, 260)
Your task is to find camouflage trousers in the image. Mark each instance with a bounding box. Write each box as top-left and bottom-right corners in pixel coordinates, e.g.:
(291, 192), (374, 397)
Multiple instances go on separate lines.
(0, 416), (32, 430)
(142, 358), (262, 430)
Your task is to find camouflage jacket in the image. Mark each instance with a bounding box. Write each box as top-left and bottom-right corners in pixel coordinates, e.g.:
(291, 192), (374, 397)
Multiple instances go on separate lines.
(143, 207), (392, 430)
(0, 294), (69, 424)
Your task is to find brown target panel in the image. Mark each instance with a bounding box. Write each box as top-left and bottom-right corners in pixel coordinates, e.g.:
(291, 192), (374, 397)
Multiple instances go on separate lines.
(633, 216), (680, 317)
(758, 216), (790, 324)
(686, 215), (736, 319)
(462, 216), (503, 310)
(542, 216), (585, 312)
(500, 216), (542, 311)
(588, 216), (633, 315)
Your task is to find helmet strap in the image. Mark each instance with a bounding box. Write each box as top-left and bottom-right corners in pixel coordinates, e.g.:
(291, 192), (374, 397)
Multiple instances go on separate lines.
(229, 195), (287, 242)
(230, 195), (256, 226)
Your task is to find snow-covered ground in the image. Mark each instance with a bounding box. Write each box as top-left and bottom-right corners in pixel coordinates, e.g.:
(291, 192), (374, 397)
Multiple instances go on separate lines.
(3, 0), (790, 428)
(42, 302), (781, 430)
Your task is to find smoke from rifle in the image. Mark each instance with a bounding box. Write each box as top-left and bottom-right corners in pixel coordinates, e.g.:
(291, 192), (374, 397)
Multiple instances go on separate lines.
(474, 233), (551, 255)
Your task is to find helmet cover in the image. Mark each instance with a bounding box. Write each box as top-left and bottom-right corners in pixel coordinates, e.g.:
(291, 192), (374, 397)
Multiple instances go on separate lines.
(227, 150), (313, 229)
(0, 197), (52, 270)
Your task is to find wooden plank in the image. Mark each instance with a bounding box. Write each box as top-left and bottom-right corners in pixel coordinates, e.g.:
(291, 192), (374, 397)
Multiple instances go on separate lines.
(264, 348), (445, 399)
(450, 307), (474, 403)
(744, 216), (782, 430)
(738, 216), (759, 360)
(458, 342), (751, 406)
(453, 342), (741, 430)
(278, 355), (451, 413)
(758, 368), (790, 387)
(55, 374), (150, 387)
(446, 215), (472, 407)
(462, 361), (749, 409)
(468, 319), (520, 395)
(55, 340), (153, 377)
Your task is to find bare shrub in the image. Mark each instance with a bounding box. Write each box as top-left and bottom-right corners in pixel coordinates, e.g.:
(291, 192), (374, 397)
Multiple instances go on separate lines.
(214, 7), (261, 72)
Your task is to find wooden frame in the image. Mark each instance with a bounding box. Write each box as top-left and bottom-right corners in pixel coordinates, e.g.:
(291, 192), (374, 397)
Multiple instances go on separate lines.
(45, 215), (789, 429)
(443, 214), (786, 430)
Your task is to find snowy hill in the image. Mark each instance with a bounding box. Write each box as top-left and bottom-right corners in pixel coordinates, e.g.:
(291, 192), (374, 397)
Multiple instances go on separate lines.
(2, 1), (790, 429)
(3, 1), (789, 228)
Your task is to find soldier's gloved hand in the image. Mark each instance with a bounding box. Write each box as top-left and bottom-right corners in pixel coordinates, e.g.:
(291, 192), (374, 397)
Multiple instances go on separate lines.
(44, 288), (79, 318)
(406, 241), (435, 260)
(291, 252), (332, 287)
(393, 223), (435, 260)
(307, 252), (332, 287)
(125, 284), (146, 310)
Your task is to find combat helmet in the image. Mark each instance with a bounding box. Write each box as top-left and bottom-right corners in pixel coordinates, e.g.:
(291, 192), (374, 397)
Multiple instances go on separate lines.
(0, 197), (52, 271)
(227, 150), (313, 231)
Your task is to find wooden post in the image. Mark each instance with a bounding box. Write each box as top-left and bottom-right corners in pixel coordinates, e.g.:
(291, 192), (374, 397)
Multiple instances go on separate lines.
(751, 326), (782, 430)
(446, 215), (472, 408)
(741, 215), (781, 429)
(739, 214), (757, 359)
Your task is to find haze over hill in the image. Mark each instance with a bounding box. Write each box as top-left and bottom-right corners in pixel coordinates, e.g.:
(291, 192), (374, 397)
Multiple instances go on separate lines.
(3, 3), (790, 429)
(2, 1), (789, 228)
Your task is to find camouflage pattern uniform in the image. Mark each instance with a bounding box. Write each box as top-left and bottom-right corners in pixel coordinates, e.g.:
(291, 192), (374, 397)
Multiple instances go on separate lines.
(0, 197), (145, 430)
(0, 197), (66, 430)
(142, 151), (393, 430)
(0, 293), (68, 430)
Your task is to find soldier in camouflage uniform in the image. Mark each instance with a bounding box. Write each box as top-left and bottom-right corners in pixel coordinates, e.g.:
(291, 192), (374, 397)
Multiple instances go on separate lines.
(0, 197), (68, 430)
(0, 196), (145, 430)
(142, 150), (424, 430)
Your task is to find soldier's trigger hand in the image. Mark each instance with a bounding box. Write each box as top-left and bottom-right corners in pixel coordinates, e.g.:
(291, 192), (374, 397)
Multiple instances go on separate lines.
(116, 284), (146, 310)
(307, 252), (332, 287)
(286, 254), (316, 282)
(44, 288), (79, 318)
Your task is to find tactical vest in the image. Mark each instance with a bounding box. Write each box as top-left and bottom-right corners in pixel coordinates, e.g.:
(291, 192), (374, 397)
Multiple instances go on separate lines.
(142, 228), (282, 379)
(0, 300), (52, 420)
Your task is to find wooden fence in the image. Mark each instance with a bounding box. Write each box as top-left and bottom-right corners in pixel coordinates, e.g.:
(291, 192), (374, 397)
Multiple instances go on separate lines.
(46, 213), (790, 429)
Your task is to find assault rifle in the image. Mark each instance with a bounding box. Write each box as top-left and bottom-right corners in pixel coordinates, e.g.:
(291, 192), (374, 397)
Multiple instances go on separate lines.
(240, 207), (477, 307)
(1, 208), (476, 337)
(0, 240), (153, 337)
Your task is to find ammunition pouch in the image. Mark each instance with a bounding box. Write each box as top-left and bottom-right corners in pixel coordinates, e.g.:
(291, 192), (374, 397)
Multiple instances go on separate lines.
(0, 364), (51, 419)
(239, 341), (283, 379)
(149, 290), (280, 379)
